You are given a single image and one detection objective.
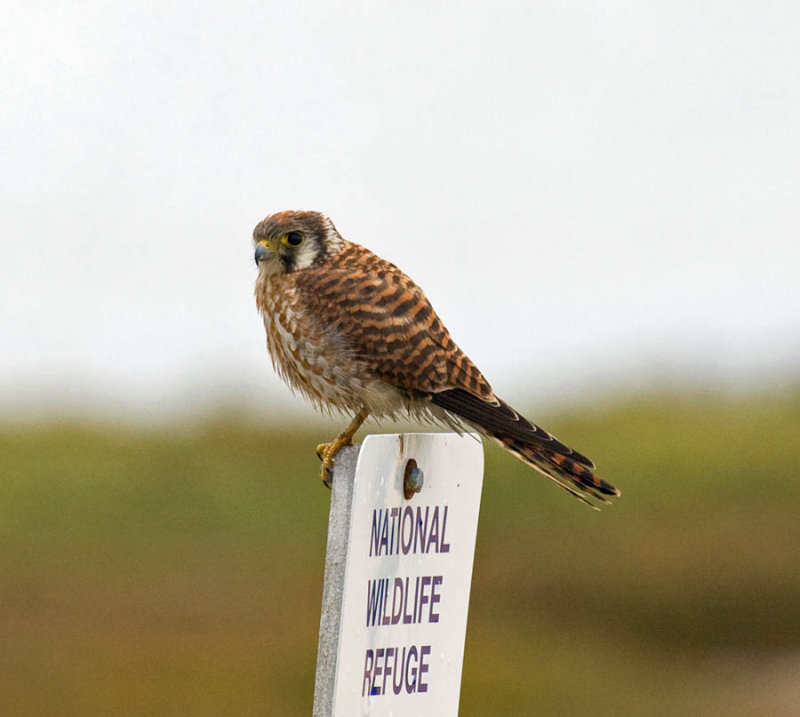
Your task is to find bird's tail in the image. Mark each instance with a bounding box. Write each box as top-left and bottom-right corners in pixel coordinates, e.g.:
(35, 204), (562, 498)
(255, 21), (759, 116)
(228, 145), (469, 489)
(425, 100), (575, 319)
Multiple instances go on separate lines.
(430, 388), (620, 508)
(493, 434), (619, 508)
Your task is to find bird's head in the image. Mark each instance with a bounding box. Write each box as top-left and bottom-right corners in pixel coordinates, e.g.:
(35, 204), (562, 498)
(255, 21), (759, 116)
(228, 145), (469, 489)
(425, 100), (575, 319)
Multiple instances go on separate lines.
(253, 210), (344, 274)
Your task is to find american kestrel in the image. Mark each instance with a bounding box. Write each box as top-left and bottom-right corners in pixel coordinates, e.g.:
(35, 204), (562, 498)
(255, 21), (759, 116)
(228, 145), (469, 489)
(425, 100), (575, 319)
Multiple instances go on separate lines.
(253, 210), (619, 506)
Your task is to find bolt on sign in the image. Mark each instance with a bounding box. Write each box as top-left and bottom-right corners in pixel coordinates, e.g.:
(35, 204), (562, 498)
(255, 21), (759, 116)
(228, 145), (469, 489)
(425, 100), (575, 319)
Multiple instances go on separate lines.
(319, 433), (484, 716)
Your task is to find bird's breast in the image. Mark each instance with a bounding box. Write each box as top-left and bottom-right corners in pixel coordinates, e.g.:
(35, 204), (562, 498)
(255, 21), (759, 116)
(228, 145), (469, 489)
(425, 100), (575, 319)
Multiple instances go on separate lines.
(256, 277), (368, 411)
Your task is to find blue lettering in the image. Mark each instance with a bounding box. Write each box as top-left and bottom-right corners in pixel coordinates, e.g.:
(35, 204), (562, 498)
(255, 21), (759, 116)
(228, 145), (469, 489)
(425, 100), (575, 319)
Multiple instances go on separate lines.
(372, 648), (384, 695)
(414, 507), (429, 553)
(366, 579), (383, 627)
(440, 506), (450, 553)
(405, 645), (418, 693)
(430, 575), (443, 622)
(418, 645), (431, 693)
(426, 507), (440, 553)
(400, 506), (414, 554)
(378, 510), (389, 555)
(369, 510), (380, 557)
(362, 649), (374, 696)
(417, 576), (431, 622)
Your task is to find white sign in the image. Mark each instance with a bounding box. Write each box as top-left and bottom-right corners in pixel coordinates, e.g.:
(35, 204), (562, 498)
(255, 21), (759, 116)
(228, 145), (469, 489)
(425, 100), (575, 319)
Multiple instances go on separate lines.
(331, 433), (484, 717)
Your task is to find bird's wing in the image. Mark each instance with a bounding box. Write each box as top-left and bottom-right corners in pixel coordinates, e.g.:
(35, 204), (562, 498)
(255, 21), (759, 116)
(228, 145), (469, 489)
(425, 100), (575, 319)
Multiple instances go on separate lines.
(295, 244), (494, 399)
(429, 388), (594, 467)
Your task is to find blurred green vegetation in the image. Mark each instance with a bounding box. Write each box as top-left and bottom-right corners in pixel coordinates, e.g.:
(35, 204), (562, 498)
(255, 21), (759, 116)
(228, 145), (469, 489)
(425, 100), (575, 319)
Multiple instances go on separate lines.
(2, 391), (800, 716)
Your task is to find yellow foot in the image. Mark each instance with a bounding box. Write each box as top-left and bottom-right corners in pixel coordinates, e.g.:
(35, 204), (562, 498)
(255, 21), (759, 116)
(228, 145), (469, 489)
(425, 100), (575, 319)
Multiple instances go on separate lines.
(315, 408), (370, 489)
(316, 441), (346, 488)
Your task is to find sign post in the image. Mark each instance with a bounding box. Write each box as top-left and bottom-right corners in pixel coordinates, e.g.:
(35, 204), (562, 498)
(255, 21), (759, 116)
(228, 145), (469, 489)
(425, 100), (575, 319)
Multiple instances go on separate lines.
(313, 433), (484, 717)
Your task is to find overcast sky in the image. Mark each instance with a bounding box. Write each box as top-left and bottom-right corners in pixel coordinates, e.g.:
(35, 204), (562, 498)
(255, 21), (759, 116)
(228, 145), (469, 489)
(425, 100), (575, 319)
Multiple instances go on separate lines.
(2, 1), (799, 418)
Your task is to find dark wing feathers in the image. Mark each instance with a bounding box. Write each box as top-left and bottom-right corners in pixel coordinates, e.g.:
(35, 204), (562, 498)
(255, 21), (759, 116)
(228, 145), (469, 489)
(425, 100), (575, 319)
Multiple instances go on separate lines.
(431, 388), (619, 506)
(430, 388), (594, 468)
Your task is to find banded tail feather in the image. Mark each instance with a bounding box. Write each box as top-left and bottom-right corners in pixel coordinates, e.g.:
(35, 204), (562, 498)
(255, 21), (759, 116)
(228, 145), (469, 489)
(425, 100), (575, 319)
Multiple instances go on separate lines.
(431, 388), (619, 507)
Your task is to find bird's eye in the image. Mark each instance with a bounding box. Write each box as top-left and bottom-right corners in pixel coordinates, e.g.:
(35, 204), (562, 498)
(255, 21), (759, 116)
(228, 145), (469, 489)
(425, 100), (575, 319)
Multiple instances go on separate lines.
(284, 231), (304, 247)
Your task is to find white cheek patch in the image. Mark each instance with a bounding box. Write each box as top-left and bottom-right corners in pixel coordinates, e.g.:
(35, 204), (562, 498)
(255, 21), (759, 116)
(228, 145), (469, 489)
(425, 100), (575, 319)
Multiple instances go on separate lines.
(291, 242), (320, 271)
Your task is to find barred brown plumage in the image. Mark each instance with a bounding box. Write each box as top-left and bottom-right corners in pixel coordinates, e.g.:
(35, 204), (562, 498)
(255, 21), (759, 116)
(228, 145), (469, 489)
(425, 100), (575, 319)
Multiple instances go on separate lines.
(253, 210), (619, 506)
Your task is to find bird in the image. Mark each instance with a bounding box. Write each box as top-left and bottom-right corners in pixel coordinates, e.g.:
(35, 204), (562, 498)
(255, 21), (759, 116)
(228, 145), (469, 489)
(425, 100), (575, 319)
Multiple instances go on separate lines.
(253, 210), (619, 507)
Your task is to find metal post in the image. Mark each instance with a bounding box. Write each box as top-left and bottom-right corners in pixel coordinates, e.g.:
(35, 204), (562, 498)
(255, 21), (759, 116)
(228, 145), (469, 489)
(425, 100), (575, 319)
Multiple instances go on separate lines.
(312, 444), (360, 717)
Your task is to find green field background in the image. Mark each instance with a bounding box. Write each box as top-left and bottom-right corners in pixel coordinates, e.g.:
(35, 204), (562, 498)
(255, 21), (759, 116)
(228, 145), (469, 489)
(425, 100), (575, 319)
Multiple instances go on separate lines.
(2, 391), (799, 716)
